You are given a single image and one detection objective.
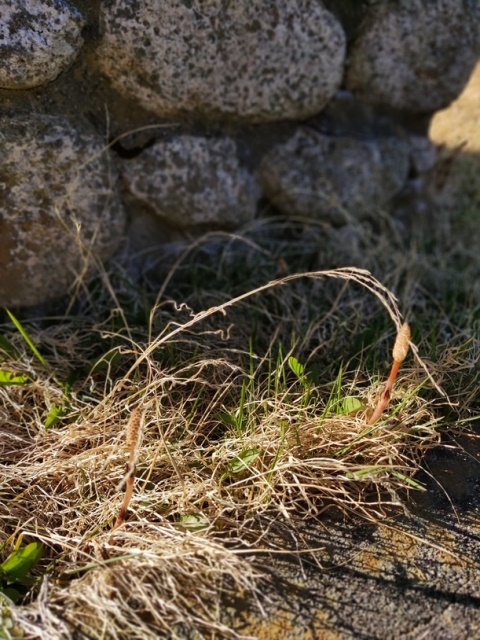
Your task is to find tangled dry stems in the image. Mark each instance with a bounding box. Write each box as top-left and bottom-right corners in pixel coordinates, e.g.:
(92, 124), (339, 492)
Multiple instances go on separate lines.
(1, 202), (478, 640)
(0, 264), (463, 639)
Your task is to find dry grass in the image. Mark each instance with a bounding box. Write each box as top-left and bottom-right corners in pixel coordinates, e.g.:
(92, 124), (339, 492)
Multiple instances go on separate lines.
(0, 208), (478, 638)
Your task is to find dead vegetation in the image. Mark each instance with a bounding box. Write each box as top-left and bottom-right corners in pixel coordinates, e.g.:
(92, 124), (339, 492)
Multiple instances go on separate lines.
(0, 205), (478, 639)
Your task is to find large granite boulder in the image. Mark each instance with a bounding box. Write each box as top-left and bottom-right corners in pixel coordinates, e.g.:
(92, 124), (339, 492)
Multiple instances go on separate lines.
(94, 0), (346, 122)
(0, 115), (126, 307)
(259, 127), (409, 222)
(0, 0), (86, 90)
(121, 135), (259, 231)
(345, 0), (480, 112)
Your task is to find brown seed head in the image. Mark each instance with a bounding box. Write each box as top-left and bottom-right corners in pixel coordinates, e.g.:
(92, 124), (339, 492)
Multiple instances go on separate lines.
(392, 322), (411, 363)
(126, 407), (143, 452)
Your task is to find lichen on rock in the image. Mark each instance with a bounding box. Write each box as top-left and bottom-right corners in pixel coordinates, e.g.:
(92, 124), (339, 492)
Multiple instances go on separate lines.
(121, 135), (259, 231)
(259, 128), (409, 222)
(0, 0), (86, 90)
(95, 0), (346, 122)
(345, 0), (480, 112)
(0, 115), (126, 307)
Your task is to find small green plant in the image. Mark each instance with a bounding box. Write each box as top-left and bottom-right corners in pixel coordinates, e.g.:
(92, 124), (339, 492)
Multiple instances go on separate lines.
(177, 513), (210, 532)
(0, 602), (23, 640)
(287, 355), (313, 405)
(0, 331), (29, 388)
(4, 309), (71, 428)
(0, 223), (476, 640)
(228, 447), (260, 475)
(0, 371), (29, 386)
(0, 540), (43, 604)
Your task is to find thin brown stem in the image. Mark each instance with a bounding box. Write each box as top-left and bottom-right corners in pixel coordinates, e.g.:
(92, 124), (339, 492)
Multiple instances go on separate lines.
(111, 408), (144, 534)
(112, 463), (136, 531)
(368, 323), (411, 425)
(368, 359), (401, 425)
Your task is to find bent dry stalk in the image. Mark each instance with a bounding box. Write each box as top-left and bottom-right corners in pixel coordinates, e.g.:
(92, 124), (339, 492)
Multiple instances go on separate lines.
(368, 322), (411, 425)
(111, 407), (144, 533)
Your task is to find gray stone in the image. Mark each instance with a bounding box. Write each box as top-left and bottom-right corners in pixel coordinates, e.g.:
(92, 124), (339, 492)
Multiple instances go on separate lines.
(0, 0), (86, 90)
(259, 128), (409, 222)
(121, 136), (259, 230)
(95, 0), (346, 123)
(407, 135), (438, 175)
(345, 0), (480, 113)
(0, 115), (126, 307)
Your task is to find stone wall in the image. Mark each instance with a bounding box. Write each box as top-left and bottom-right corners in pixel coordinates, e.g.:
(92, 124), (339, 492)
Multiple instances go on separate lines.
(1, 0), (479, 307)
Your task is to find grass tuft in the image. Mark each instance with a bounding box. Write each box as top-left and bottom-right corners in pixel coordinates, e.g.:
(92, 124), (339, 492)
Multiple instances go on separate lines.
(0, 208), (478, 638)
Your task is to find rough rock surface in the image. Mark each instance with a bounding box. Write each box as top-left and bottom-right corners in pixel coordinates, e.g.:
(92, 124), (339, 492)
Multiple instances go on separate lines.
(121, 136), (259, 230)
(259, 128), (409, 221)
(95, 0), (346, 122)
(407, 135), (438, 175)
(345, 0), (480, 112)
(0, 115), (125, 307)
(394, 62), (480, 244)
(0, 0), (86, 90)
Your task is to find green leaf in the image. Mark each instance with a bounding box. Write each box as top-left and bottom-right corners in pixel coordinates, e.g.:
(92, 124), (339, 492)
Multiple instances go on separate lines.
(0, 585), (21, 604)
(339, 397), (364, 415)
(216, 411), (239, 429)
(0, 370), (29, 386)
(0, 542), (43, 583)
(230, 448), (259, 474)
(45, 404), (65, 429)
(178, 513), (210, 532)
(288, 356), (305, 379)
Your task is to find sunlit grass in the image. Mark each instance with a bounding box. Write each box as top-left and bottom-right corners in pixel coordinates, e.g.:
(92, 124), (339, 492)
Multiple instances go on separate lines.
(0, 209), (478, 638)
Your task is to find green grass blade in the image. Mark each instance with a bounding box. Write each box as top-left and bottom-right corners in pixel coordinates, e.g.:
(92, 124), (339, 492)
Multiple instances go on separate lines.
(389, 378), (430, 417)
(5, 309), (48, 369)
(390, 470), (426, 491)
(62, 554), (140, 576)
(319, 364), (344, 424)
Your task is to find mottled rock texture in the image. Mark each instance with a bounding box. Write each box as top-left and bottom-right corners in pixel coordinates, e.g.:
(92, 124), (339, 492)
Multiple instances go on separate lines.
(122, 136), (258, 230)
(0, 0), (478, 308)
(259, 128), (409, 221)
(345, 0), (480, 112)
(0, 0), (86, 90)
(95, 0), (346, 122)
(0, 115), (125, 307)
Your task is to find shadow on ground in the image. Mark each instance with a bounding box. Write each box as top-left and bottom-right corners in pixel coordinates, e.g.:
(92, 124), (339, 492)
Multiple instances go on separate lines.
(221, 427), (480, 639)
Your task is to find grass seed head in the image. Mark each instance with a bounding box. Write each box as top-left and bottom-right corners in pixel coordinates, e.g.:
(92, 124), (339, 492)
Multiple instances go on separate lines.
(393, 322), (411, 364)
(126, 406), (143, 455)
(0, 211), (476, 640)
